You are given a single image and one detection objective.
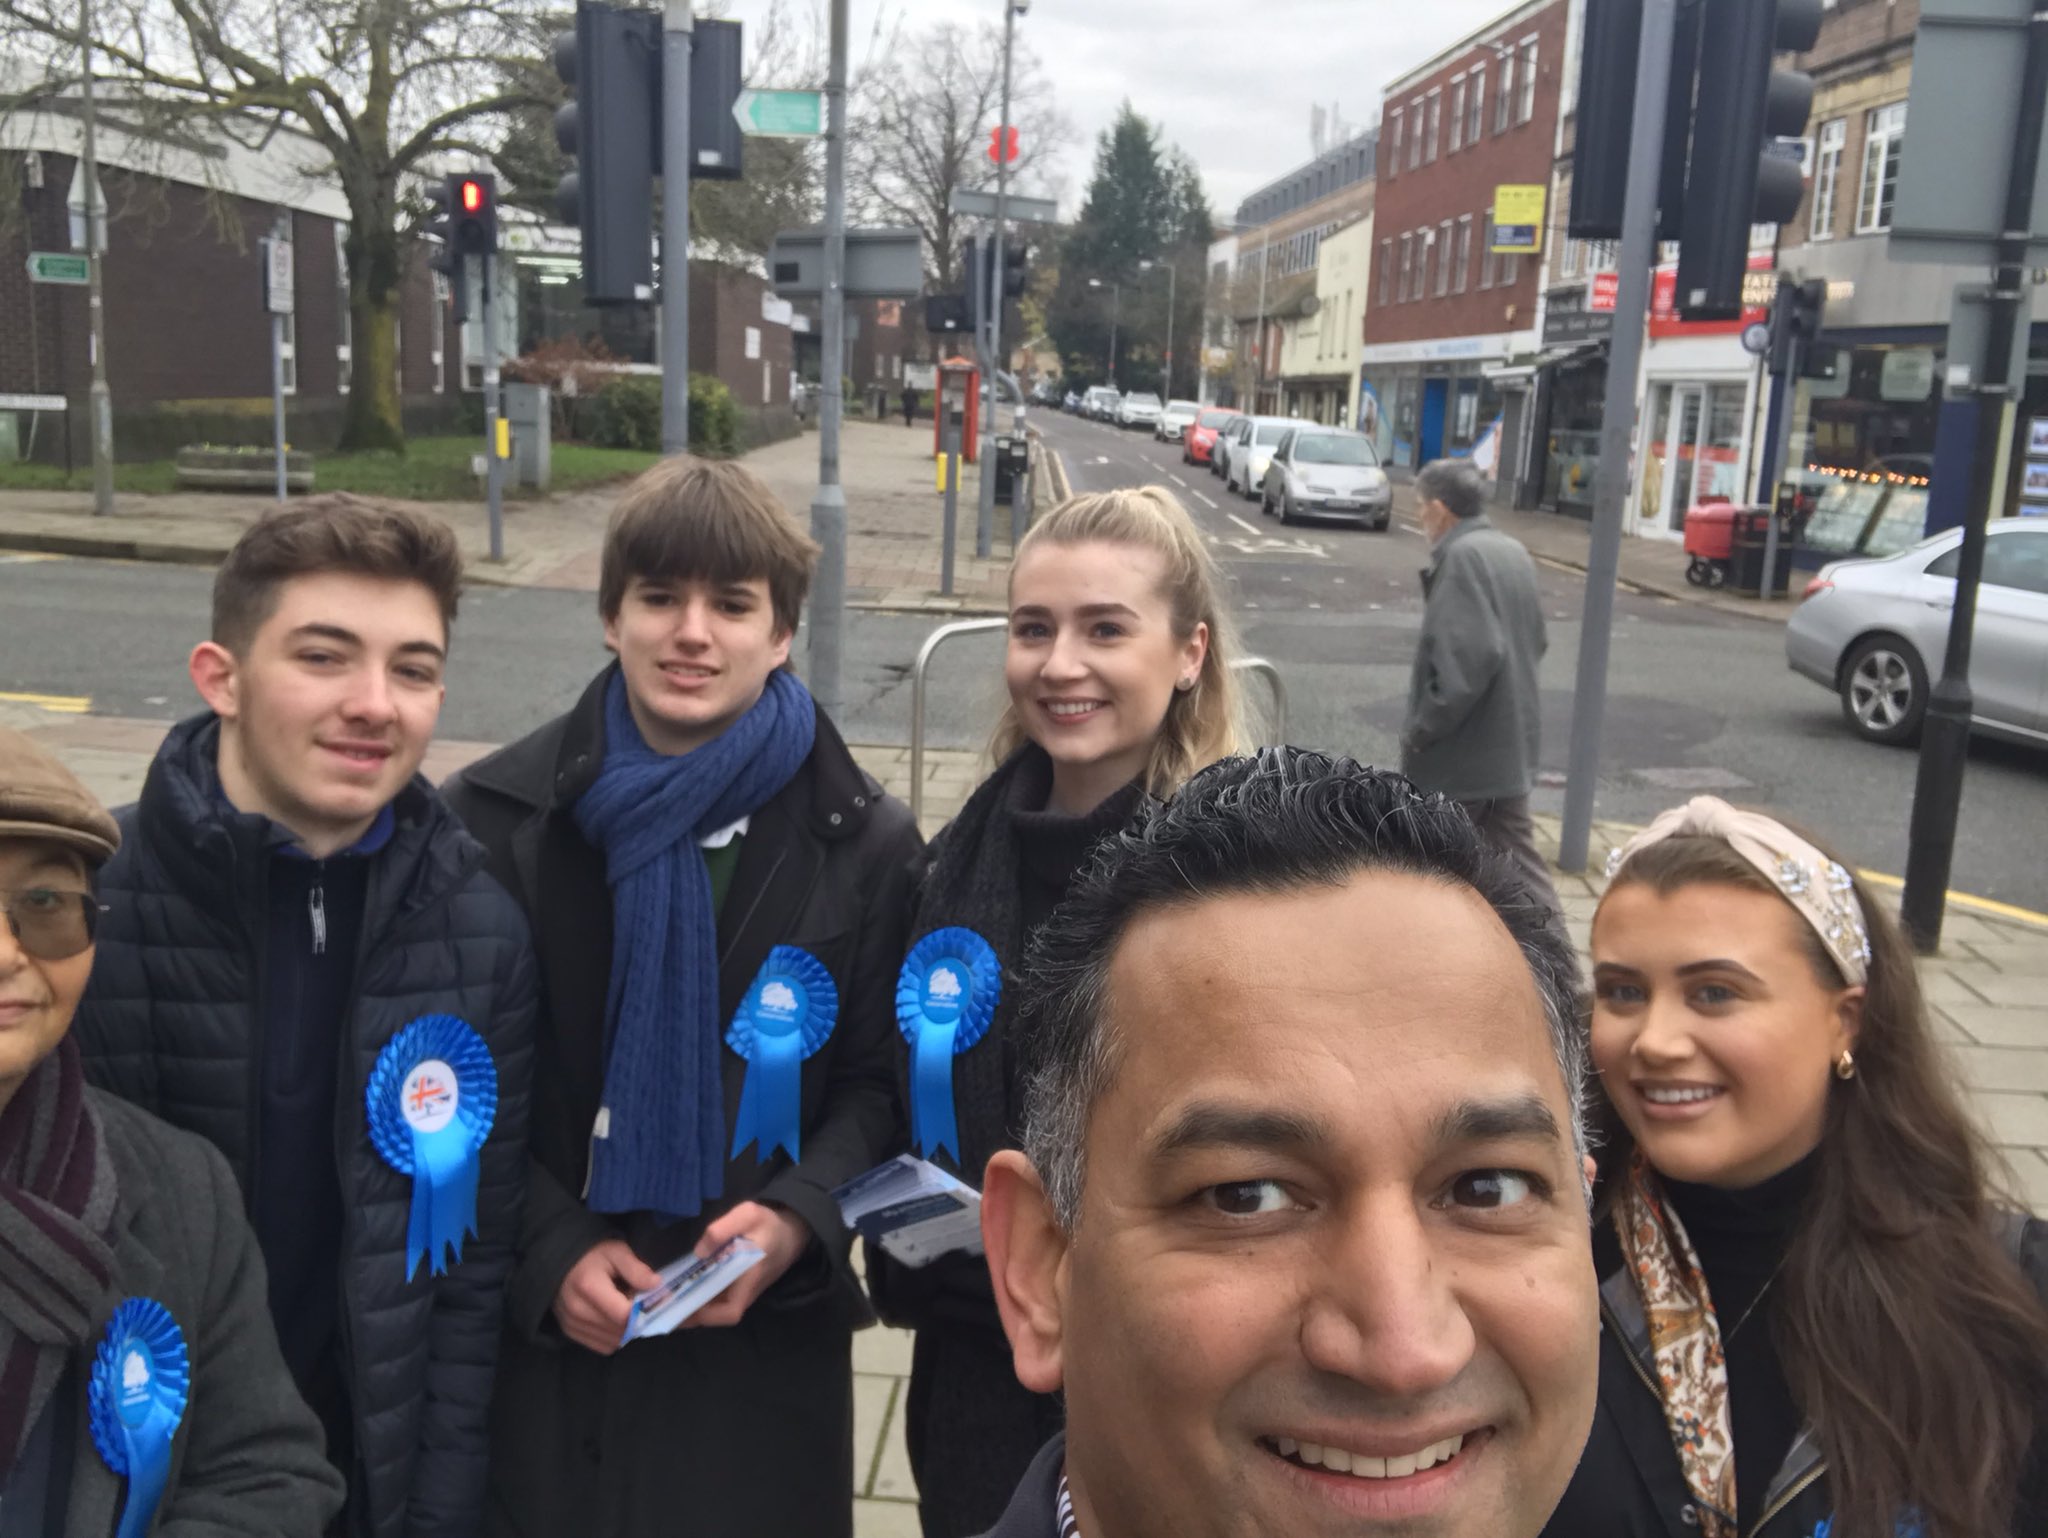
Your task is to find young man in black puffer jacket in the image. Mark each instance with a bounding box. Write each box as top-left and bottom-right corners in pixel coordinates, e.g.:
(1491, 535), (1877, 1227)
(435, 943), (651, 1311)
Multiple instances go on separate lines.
(73, 498), (536, 1538)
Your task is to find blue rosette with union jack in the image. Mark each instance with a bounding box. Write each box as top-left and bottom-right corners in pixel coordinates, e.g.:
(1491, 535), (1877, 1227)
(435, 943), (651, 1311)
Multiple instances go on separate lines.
(367, 1014), (498, 1280)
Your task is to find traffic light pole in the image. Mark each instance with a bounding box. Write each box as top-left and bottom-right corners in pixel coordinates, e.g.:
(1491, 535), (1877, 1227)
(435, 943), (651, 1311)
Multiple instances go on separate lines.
(1900, 0), (2048, 952)
(661, 0), (694, 455)
(481, 256), (505, 562)
(806, 0), (850, 718)
(78, 0), (113, 517)
(1557, 0), (1679, 874)
(975, 230), (996, 559)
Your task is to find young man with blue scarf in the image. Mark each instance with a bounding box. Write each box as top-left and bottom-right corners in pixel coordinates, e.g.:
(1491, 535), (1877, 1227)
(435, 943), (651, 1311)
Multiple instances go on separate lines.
(444, 457), (923, 1538)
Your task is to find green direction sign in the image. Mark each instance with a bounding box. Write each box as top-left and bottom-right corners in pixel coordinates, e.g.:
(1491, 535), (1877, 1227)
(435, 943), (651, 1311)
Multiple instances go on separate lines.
(733, 89), (823, 138)
(26, 251), (89, 285)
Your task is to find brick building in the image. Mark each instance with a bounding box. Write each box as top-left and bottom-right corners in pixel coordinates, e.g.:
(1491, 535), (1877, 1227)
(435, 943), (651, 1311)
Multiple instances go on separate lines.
(1360, 0), (1568, 477)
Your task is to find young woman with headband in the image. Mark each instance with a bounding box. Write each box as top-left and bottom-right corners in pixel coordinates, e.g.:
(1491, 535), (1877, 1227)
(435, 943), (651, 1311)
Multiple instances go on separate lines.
(1543, 797), (2048, 1538)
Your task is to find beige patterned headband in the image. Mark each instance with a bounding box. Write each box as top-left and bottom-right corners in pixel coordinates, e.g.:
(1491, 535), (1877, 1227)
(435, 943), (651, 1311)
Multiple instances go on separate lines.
(1604, 796), (1872, 986)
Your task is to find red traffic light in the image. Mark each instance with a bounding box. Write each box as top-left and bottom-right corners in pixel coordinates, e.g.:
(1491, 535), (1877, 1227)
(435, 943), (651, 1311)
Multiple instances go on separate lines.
(460, 178), (486, 213)
(987, 125), (1019, 165)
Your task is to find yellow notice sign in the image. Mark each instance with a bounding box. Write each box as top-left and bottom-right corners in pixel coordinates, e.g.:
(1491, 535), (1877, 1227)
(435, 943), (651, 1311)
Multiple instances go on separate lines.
(1490, 185), (1547, 253)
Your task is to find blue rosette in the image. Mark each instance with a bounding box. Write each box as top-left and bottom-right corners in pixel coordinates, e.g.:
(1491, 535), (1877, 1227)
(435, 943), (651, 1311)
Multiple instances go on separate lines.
(727, 945), (840, 1163)
(895, 927), (1002, 1163)
(89, 1297), (190, 1538)
(367, 1014), (498, 1281)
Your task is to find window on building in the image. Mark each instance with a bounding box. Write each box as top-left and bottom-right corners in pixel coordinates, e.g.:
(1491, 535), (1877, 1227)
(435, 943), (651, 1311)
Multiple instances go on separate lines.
(1455, 215), (1473, 292)
(1495, 51), (1514, 132)
(1398, 234), (1414, 302)
(1811, 118), (1845, 240)
(1517, 38), (1539, 123)
(1560, 234), (1581, 278)
(1409, 98), (1424, 168)
(1425, 88), (1442, 162)
(1450, 77), (1467, 152)
(1468, 66), (1486, 143)
(1378, 239), (1393, 306)
(334, 223), (352, 393)
(1856, 102), (1905, 234)
(1479, 211), (1498, 289)
(1502, 248), (1520, 286)
(430, 272), (447, 393)
(1436, 219), (1454, 295)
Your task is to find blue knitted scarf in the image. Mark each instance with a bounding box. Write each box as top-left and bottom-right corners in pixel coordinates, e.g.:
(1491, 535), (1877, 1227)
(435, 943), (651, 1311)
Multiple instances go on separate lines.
(573, 668), (817, 1218)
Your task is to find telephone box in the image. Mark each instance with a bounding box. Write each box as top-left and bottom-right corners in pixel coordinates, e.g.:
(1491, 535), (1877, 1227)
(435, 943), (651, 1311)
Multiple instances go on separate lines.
(935, 358), (981, 464)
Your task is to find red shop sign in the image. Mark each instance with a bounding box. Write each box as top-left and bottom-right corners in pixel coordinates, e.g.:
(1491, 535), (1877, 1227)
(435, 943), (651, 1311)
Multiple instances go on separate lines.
(1648, 253), (1774, 338)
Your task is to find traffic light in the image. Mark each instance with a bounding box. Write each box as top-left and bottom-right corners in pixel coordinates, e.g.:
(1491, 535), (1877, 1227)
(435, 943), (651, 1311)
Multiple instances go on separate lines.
(423, 177), (469, 323)
(1000, 241), (1028, 300)
(1569, 0), (1704, 243)
(1767, 276), (1828, 377)
(960, 236), (988, 323)
(452, 173), (497, 259)
(554, 3), (660, 305)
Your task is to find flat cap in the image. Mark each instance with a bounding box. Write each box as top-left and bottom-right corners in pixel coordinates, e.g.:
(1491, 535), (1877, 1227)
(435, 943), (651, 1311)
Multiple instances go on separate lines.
(0, 728), (120, 866)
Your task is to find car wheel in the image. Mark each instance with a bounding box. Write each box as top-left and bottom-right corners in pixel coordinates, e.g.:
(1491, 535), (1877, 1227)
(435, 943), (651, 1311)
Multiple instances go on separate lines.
(1839, 635), (1928, 746)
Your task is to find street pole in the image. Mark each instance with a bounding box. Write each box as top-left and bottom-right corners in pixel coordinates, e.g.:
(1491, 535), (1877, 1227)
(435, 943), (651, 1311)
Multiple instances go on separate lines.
(269, 213), (289, 504)
(976, 228), (997, 558)
(1109, 282), (1120, 388)
(1253, 235), (1268, 411)
(661, 0), (694, 455)
(807, 0), (850, 718)
(481, 255), (505, 561)
(1900, 0), (2048, 952)
(78, 0), (113, 516)
(992, 0), (1016, 407)
(1756, 294), (1805, 603)
(1162, 259), (1176, 398)
(942, 407), (961, 596)
(1556, 0), (1678, 874)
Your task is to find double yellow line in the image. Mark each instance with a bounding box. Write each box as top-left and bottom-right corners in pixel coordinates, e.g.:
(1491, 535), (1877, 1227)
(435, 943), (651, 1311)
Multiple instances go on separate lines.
(0, 690), (91, 715)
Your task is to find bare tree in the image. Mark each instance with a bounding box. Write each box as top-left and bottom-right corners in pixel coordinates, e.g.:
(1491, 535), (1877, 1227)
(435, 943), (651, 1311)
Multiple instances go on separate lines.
(848, 19), (1067, 292)
(0, 0), (552, 450)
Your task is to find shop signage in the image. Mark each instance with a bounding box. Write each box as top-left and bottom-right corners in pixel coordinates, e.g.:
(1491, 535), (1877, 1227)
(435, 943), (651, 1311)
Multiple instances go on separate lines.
(1491, 184), (1546, 253)
(1590, 272), (1619, 312)
(1648, 254), (1772, 338)
(1544, 305), (1613, 345)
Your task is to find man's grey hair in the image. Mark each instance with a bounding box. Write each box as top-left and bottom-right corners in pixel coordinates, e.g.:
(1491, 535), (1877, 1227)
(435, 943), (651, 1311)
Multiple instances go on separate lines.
(1016, 748), (1589, 1233)
(1414, 459), (1488, 522)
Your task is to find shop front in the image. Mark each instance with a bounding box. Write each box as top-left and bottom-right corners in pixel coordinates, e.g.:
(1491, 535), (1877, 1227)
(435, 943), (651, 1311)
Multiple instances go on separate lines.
(1357, 328), (1535, 474)
(1527, 288), (1613, 518)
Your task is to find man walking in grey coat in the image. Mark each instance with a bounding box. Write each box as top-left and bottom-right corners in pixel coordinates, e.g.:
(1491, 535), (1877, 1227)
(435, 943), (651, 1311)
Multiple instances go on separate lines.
(1400, 459), (1561, 918)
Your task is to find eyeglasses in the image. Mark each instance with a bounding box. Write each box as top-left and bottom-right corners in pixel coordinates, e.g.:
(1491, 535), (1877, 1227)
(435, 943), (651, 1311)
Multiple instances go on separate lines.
(2, 888), (103, 962)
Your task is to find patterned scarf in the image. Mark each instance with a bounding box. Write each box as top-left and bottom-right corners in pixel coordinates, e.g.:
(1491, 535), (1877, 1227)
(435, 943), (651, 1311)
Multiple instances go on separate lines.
(0, 1037), (118, 1485)
(1612, 1154), (1740, 1537)
(572, 669), (816, 1219)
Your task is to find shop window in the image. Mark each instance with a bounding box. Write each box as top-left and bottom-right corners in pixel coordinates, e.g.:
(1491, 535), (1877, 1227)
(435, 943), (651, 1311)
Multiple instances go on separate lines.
(1857, 102), (1906, 234)
(1425, 89), (1441, 163)
(1468, 66), (1486, 143)
(1517, 38), (1539, 124)
(1450, 77), (1467, 152)
(1454, 216), (1473, 292)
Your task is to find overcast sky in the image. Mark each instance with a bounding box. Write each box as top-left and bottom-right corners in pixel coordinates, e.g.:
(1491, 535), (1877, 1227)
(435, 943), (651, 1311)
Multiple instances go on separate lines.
(717, 0), (1526, 221)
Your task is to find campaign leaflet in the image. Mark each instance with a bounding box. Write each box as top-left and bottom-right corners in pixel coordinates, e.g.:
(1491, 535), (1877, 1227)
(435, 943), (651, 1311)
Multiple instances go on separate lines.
(832, 1154), (983, 1269)
(619, 1237), (767, 1345)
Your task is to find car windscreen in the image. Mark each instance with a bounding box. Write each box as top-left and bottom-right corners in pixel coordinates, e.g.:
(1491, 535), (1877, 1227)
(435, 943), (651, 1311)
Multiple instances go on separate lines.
(1197, 410), (1238, 428)
(1127, 395), (1161, 407)
(1253, 424), (1290, 446)
(1295, 435), (1378, 466)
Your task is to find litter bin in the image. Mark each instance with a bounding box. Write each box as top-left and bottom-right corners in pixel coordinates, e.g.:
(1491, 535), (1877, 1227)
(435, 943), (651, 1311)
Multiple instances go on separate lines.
(992, 433), (1030, 504)
(1729, 507), (1794, 598)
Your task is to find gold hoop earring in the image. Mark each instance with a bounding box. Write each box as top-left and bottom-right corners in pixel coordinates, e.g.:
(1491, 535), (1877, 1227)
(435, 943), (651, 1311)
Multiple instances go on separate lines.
(1834, 1050), (1857, 1081)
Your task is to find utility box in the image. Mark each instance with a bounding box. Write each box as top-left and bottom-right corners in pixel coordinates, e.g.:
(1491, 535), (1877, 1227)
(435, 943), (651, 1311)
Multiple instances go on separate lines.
(993, 433), (1029, 504)
(936, 358), (980, 464)
(504, 382), (552, 491)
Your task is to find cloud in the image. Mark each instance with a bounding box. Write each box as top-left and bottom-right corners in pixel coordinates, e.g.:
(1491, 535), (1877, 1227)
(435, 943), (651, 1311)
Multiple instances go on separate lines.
(717, 0), (1525, 217)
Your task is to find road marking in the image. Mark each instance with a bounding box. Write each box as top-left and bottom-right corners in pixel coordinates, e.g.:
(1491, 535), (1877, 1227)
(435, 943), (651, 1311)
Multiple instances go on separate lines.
(1853, 869), (2048, 930)
(0, 690), (90, 714)
(1227, 513), (1263, 536)
(1193, 490), (1218, 508)
(1094, 455), (1111, 465)
(1168, 472), (1188, 488)
(1221, 537), (1330, 559)
(0, 552), (63, 565)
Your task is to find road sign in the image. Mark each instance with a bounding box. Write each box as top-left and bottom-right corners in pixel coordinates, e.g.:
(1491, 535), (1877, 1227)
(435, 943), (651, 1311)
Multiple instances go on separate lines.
(1490, 184), (1547, 253)
(948, 187), (1059, 224)
(733, 89), (823, 138)
(26, 252), (89, 285)
(769, 226), (925, 299)
(0, 394), (65, 412)
(263, 238), (294, 315)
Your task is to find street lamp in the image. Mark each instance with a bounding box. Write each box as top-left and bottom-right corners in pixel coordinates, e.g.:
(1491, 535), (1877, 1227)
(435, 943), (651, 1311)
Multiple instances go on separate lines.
(1088, 276), (1121, 387)
(1138, 257), (1176, 398)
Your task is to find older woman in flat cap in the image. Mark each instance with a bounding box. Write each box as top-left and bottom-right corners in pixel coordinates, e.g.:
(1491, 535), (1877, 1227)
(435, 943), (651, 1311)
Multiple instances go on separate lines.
(0, 728), (341, 1537)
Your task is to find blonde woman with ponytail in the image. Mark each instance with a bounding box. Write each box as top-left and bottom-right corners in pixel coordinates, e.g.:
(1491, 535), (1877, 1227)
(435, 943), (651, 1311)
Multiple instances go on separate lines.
(873, 486), (1245, 1538)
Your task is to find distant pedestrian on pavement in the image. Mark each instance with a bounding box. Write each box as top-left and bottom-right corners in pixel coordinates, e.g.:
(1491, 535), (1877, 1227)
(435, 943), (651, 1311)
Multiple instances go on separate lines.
(1546, 799), (2048, 1538)
(1400, 458), (1560, 921)
(0, 731), (344, 1537)
(71, 497), (539, 1538)
(871, 486), (1245, 1538)
(902, 384), (919, 427)
(973, 750), (1599, 1538)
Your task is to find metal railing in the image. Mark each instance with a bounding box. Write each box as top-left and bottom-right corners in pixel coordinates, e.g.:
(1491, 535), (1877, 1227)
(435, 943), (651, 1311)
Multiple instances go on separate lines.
(908, 617), (1289, 824)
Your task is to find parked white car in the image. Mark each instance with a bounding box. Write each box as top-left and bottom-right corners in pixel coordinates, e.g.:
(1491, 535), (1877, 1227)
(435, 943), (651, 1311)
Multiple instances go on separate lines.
(1226, 416), (1303, 500)
(1117, 392), (1163, 431)
(1155, 399), (1202, 442)
(1083, 386), (1121, 421)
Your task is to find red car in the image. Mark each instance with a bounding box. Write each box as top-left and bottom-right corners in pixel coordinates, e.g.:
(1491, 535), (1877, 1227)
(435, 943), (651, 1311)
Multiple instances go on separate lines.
(1183, 407), (1242, 466)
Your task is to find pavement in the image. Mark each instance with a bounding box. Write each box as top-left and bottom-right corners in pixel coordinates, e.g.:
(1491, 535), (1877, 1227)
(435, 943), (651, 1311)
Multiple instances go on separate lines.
(0, 420), (1030, 614)
(9, 690), (2048, 1538)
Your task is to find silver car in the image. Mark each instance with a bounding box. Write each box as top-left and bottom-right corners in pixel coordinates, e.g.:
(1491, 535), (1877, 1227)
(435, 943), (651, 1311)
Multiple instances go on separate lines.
(1226, 416), (1302, 500)
(1211, 414), (1251, 480)
(1117, 392), (1163, 431)
(1784, 520), (2048, 746)
(1261, 427), (1392, 529)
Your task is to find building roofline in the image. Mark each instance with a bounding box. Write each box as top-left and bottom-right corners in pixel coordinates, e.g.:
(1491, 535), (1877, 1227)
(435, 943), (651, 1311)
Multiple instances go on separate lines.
(1384, 0), (1557, 96)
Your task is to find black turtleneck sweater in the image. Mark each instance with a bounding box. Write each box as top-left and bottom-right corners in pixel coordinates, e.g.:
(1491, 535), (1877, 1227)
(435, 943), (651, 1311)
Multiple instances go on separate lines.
(1010, 779), (1145, 937)
(1662, 1151), (1818, 1532)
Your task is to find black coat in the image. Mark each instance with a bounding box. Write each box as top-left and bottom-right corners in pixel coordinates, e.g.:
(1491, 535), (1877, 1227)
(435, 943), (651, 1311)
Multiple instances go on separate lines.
(440, 666), (922, 1538)
(969, 1435), (1063, 1538)
(73, 715), (539, 1538)
(47, 1090), (346, 1538)
(1543, 1213), (2048, 1538)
